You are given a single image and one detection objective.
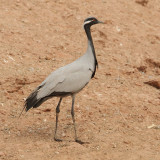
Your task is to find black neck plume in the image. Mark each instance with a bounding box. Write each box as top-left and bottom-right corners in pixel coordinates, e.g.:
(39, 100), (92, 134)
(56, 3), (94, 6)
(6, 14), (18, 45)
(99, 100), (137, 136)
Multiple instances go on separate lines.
(84, 25), (98, 78)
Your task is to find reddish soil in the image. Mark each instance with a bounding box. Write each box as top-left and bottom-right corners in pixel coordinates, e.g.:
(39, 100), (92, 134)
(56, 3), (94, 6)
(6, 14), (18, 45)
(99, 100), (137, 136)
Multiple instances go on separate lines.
(0, 0), (160, 159)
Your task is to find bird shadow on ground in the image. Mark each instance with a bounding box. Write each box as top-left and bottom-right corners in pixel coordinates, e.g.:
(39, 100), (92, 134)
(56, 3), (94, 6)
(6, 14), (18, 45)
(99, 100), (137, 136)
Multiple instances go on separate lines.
(13, 122), (90, 145)
(54, 138), (90, 145)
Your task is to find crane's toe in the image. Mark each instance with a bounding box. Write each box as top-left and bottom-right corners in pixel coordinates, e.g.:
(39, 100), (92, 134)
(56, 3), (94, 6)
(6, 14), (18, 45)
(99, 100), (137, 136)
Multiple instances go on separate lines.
(54, 137), (62, 142)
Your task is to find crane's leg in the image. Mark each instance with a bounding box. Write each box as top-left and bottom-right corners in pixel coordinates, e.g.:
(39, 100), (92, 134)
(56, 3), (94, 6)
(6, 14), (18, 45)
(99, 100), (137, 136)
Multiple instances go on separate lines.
(71, 95), (84, 144)
(54, 97), (62, 141)
(71, 95), (77, 141)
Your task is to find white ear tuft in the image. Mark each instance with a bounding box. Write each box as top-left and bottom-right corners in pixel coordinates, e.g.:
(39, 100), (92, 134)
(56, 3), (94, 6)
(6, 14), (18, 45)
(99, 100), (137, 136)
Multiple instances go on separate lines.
(83, 20), (92, 25)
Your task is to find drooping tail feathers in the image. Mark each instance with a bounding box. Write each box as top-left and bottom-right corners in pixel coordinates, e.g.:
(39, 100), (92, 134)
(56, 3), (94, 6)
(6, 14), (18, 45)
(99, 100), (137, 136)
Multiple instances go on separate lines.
(19, 84), (46, 118)
(25, 83), (48, 111)
(24, 87), (40, 111)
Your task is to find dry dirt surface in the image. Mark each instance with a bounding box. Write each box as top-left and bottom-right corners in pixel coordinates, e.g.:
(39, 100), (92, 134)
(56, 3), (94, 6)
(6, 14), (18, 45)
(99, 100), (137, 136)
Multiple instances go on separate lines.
(0, 0), (160, 160)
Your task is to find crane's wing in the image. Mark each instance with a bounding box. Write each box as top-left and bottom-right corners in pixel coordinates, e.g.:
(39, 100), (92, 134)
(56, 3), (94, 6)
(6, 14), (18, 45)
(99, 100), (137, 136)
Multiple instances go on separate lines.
(37, 65), (92, 98)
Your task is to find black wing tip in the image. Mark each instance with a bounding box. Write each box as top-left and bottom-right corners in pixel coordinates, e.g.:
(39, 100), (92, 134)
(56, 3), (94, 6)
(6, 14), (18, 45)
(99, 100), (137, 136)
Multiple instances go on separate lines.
(24, 101), (30, 112)
(24, 96), (37, 111)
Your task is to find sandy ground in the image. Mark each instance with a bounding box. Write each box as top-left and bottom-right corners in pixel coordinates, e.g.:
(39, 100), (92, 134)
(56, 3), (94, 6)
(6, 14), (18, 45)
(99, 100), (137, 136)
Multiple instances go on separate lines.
(0, 0), (160, 159)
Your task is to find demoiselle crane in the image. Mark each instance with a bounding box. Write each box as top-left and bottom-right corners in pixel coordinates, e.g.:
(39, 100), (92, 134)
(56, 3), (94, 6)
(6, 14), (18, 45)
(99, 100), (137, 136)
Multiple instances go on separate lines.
(21, 17), (103, 143)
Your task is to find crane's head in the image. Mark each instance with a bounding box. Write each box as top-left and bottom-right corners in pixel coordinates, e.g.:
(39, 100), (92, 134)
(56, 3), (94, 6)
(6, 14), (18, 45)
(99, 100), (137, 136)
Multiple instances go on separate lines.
(83, 17), (103, 28)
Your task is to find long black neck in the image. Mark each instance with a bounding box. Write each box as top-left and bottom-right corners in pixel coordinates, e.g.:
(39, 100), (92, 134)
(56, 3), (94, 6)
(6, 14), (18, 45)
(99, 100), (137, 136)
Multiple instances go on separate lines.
(84, 25), (98, 78)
